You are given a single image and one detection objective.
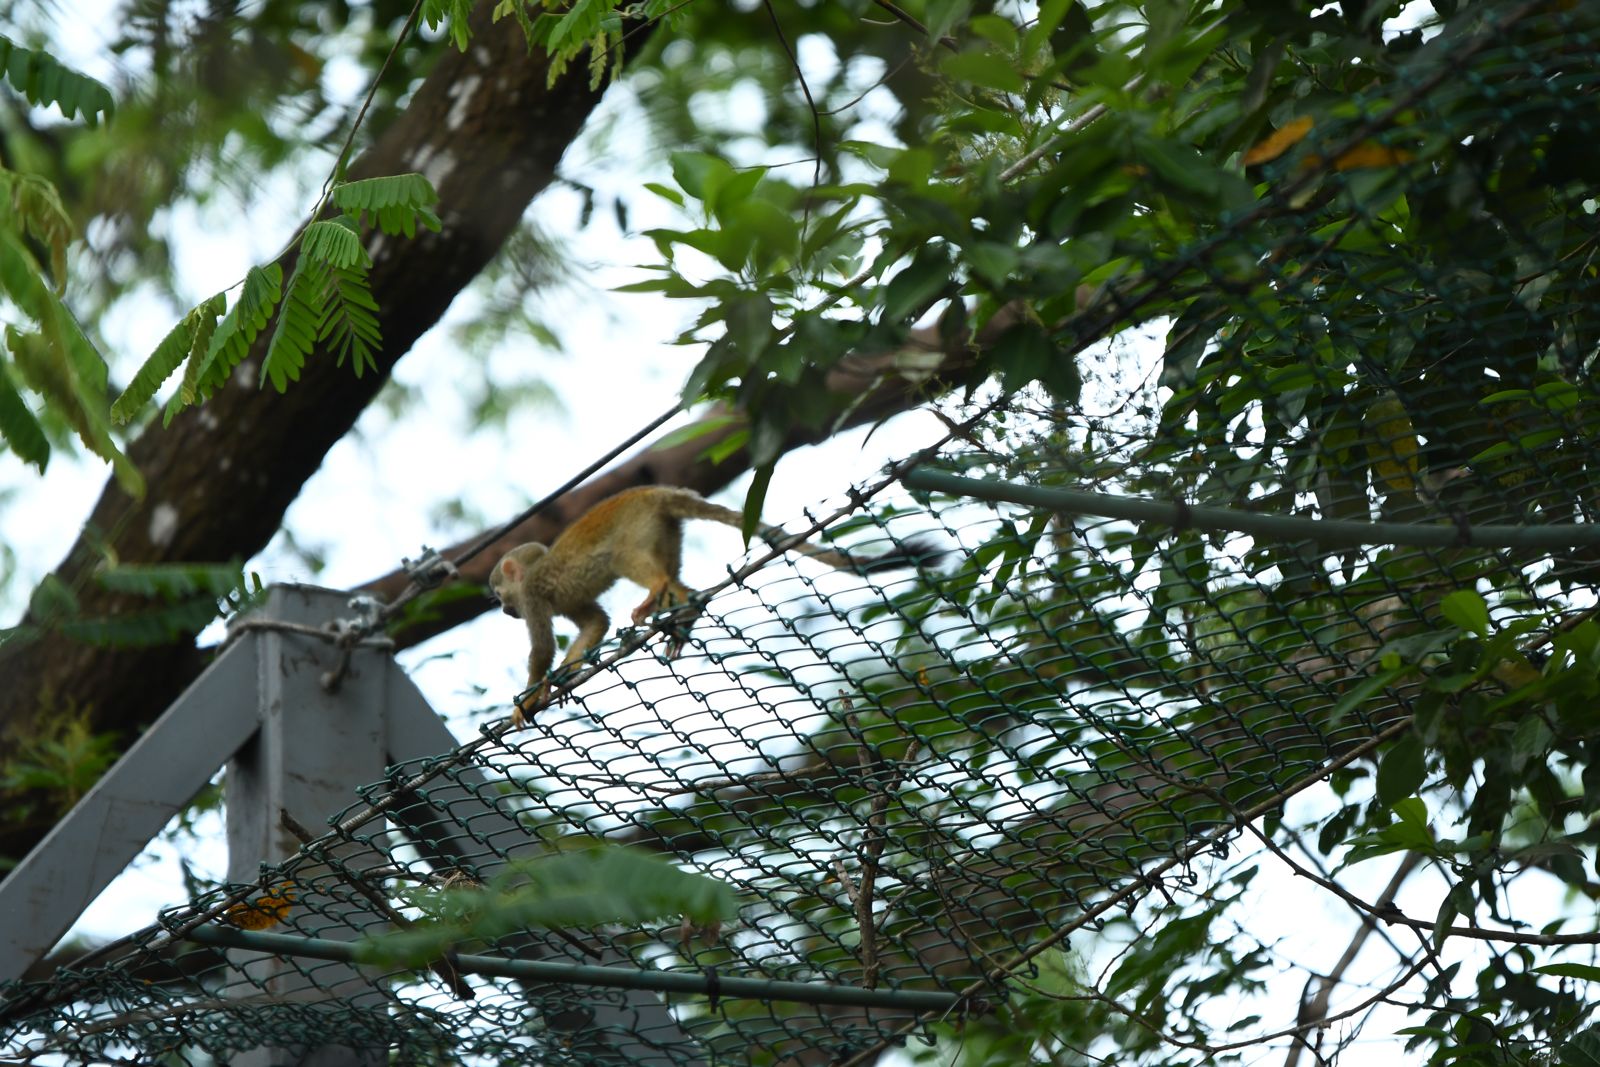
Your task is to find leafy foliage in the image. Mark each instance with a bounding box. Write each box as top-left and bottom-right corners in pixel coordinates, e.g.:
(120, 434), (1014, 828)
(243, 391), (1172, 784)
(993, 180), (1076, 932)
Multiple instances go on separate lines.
(0, 166), (139, 490)
(421, 0), (476, 52)
(1, 562), (258, 651)
(110, 294), (225, 426)
(114, 174), (436, 421)
(0, 709), (120, 823)
(356, 846), (738, 968)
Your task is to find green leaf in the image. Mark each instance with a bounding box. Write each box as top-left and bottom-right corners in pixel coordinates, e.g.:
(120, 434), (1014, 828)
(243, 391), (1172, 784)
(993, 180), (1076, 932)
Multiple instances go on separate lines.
(319, 264), (382, 376)
(742, 463), (775, 541)
(643, 181), (684, 206)
(1376, 733), (1426, 806)
(1439, 590), (1489, 636)
(941, 49), (1026, 94)
(421, 0), (475, 50)
(96, 562), (247, 600)
(1327, 664), (1410, 723)
(724, 293), (775, 366)
(881, 246), (950, 323)
(1135, 132), (1219, 198)
(650, 414), (740, 451)
(670, 151), (736, 206)
(193, 263), (285, 398)
(333, 173), (438, 213)
(300, 219), (370, 270)
(990, 320), (1078, 399)
(333, 174), (441, 236)
(711, 166), (766, 218)
(29, 575), (78, 623)
(967, 241), (1020, 289)
(1559, 1028), (1600, 1067)
(0, 348), (47, 472)
(968, 14), (1019, 50)
(1510, 713), (1553, 771)
(60, 599), (230, 648)
(924, 0), (971, 43)
(1, 288), (137, 497)
(3, 171), (73, 287)
(1392, 796), (1428, 830)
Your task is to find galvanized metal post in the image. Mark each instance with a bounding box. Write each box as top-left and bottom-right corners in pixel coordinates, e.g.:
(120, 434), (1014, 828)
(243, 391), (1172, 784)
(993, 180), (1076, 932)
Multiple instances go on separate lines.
(225, 584), (389, 1067)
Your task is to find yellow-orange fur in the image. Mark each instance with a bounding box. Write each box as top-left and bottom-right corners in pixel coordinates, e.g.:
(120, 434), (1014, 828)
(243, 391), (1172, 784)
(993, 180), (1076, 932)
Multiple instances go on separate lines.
(490, 486), (909, 728)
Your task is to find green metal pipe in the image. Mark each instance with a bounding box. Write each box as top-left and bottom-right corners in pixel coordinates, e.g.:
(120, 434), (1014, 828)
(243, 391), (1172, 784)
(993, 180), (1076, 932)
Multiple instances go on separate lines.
(903, 468), (1600, 550)
(187, 925), (964, 1011)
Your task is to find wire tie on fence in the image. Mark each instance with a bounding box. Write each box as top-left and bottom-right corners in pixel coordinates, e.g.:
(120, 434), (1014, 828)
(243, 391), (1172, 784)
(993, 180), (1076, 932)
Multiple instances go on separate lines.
(1171, 496), (1194, 532)
(703, 965), (722, 1010)
(402, 546), (458, 589)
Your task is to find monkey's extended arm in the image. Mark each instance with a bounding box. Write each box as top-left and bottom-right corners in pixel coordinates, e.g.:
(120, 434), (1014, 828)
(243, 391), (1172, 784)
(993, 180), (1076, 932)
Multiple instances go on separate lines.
(507, 605), (555, 728)
(524, 607), (555, 682)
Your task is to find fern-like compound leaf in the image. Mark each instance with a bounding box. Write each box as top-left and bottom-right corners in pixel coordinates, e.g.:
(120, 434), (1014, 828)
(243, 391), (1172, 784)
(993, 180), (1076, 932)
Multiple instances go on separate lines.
(114, 296), (223, 424)
(319, 263), (382, 377)
(0, 229), (139, 494)
(300, 218), (369, 270)
(262, 260), (325, 393)
(97, 561), (248, 600)
(0, 169), (73, 289)
(333, 174), (441, 236)
(192, 263), (284, 398)
(0, 35), (114, 125)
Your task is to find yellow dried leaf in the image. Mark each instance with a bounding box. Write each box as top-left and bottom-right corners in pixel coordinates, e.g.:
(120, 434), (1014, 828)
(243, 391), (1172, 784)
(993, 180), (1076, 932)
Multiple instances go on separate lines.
(1365, 395), (1419, 497)
(224, 881), (297, 930)
(1332, 143), (1416, 171)
(1242, 116), (1314, 166)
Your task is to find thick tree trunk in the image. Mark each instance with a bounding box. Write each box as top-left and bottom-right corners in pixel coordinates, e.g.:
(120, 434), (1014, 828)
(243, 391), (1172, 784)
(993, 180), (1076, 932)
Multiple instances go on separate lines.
(0, 4), (635, 867)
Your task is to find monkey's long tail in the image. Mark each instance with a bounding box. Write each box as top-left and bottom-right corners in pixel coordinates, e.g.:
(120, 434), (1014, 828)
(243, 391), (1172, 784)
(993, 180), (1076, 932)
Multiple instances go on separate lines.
(667, 491), (945, 575)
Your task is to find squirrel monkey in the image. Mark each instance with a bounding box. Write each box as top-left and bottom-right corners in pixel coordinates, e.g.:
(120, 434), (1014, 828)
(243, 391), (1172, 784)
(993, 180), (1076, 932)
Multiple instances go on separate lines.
(490, 486), (937, 728)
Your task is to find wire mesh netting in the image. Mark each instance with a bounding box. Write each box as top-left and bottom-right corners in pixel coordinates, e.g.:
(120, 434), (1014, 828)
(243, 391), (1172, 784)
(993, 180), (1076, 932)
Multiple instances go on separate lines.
(6, 2), (1600, 1063)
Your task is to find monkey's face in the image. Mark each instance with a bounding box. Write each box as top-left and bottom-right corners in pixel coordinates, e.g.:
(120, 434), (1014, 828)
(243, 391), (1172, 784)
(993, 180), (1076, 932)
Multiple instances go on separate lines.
(490, 543), (547, 620)
(489, 557), (522, 618)
(487, 579), (521, 618)
(486, 588), (518, 617)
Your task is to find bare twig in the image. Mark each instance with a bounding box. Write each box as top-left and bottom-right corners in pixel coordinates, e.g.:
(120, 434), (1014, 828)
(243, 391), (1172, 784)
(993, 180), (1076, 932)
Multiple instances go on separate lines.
(1283, 853), (1422, 1067)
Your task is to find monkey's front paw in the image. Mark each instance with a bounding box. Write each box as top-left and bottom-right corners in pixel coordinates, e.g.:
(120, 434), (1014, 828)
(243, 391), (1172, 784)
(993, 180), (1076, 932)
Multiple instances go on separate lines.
(511, 681), (554, 730)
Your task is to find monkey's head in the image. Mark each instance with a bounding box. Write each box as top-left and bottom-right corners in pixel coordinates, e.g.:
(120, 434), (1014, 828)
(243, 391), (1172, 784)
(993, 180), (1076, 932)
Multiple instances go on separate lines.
(489, 543), (550, 617)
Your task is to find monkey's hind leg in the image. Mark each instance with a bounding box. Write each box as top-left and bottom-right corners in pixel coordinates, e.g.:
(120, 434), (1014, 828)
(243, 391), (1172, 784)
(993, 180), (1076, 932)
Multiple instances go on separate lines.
(630, 576), (695, 625)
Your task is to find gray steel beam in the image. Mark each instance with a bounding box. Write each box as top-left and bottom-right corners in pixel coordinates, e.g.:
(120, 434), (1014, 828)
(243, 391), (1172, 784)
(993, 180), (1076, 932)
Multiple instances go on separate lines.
(0, 637), (262, 982)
